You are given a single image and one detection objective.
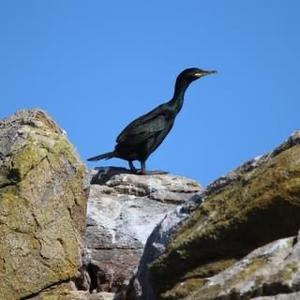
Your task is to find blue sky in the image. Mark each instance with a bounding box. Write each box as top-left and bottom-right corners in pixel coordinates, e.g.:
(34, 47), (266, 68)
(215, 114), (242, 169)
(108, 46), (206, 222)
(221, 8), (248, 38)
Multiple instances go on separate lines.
(1, 1), (299, 186)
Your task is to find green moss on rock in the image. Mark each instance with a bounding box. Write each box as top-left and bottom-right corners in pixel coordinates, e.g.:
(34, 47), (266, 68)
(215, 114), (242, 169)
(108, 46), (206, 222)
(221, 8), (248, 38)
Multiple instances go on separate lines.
(0, 109), (88, 300)
(149, 141), (300, 298)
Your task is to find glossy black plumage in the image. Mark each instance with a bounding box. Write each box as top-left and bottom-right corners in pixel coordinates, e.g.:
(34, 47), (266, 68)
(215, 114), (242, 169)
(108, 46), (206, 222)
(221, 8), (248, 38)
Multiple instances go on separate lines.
(88, 67), (216, 174)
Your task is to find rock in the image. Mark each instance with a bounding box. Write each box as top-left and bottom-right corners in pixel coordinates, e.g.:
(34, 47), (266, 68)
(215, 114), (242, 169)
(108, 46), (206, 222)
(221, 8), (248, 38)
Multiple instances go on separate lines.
(64, 291), (115, 300)
(127, 192), (203, 300)
(29, 285), (115, 300)
(253, 292), (300, 300)
(186, 231), (300, 299)
(0, 109), (89, 300)
(85, 168), (203, 293)
(130, 131), (300, 299)
(26, 281), (115, 299)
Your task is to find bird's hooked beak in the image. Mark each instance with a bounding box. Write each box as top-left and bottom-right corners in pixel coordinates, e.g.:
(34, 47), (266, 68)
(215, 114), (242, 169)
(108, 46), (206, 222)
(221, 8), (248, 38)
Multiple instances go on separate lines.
(195, 70), (218, 77)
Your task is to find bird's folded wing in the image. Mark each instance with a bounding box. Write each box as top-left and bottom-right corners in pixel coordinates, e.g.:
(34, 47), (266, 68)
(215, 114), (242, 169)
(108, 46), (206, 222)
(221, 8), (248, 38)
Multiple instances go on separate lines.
(116, 113), (168, 145)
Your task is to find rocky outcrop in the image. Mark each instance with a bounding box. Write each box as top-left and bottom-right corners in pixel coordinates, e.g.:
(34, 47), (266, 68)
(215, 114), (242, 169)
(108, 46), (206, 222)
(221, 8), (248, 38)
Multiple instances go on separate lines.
(129, 131), (300, 299)
(253, 292), (300, 300)
(186, 231), (300, 299)
(29, 285), (115, 300)
(4, 109), (300, 300)
(127, 189), (203, 299)
(84, 168), (203, 293)
(0, 110), (89, 300)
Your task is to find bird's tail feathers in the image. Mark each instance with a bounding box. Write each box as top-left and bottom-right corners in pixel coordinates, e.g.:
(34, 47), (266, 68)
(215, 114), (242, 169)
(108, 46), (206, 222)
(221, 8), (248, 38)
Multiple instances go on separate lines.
(87, 151), (115, 161)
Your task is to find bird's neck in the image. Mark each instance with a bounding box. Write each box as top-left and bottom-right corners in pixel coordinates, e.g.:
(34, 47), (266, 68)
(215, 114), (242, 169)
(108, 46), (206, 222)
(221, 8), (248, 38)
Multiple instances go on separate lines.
(169, 79), (190, 113)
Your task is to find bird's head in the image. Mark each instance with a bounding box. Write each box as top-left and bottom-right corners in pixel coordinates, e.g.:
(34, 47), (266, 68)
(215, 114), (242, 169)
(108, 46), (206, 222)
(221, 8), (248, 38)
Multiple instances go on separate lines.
(173, 67), (217, 99)
(178, 67), (217, 83)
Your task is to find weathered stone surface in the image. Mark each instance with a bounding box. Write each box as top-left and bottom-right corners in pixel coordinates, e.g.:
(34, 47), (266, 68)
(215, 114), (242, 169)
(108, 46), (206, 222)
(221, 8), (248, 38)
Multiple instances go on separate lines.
(186, 231), (300, 299)
(64, 291), (115, 300)
(0, 109), (89, 300)
(29, 284), (115, 300)
(131, 131), (300, 299)
(253, 291), (300, 299)
(85, 168), (203, 293)
(127, 193), (203, 300)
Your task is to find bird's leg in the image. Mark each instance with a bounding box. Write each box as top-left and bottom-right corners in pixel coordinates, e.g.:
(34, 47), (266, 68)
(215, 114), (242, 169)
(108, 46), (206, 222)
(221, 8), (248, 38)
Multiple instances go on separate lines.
(141, 160), (169, 175)
(129, 161), (137, 173)
(134, 161), (146, 175)
(136, 160), (168, 175)
(140, 161), (146, 175)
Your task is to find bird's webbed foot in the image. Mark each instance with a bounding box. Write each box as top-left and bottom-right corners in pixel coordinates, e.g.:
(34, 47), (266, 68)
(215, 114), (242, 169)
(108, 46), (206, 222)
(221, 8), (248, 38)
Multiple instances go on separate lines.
(128, 161), (147, 175)
(135, 169), (147, 175)
(137, 170), (169, 175)
(135, 161), (169, 175)
(128, 161), (137, 173)
(128, 161), (168, 175)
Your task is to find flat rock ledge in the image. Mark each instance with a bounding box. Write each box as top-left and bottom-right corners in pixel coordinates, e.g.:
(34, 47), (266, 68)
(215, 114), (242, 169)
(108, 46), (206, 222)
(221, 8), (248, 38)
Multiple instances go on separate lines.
(82, 167), (203, 294)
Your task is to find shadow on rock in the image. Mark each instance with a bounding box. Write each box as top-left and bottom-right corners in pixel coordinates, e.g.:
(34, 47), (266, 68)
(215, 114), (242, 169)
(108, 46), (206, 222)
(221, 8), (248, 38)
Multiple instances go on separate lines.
(91, 167), (134, 184)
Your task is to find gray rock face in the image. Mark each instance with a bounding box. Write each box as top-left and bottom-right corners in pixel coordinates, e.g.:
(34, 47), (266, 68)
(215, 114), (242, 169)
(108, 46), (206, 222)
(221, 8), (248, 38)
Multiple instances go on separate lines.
(253, 292), (300, 300)
(84, 168), (203, 292)
(188, 231), (300, 299)
(127, 192), (204, 299)
(31, 288), (115, 300)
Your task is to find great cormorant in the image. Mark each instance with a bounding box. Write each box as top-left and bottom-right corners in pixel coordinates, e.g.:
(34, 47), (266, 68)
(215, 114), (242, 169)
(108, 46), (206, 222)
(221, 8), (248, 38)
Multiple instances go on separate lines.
(87, 67), (216, 174)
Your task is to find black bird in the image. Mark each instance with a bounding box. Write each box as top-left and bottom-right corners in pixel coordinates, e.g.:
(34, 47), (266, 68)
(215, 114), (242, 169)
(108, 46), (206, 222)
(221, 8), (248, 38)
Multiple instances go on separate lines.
(88, 67), (216, 174)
